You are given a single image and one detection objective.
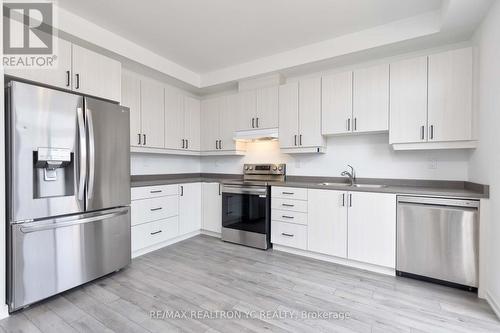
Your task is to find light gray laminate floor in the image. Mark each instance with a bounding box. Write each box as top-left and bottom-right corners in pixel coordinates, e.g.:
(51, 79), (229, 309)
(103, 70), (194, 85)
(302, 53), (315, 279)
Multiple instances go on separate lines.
(1, 235), (499, 333)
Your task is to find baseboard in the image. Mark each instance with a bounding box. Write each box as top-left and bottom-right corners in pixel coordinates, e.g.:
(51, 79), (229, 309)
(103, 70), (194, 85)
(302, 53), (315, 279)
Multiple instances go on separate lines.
(0, 304), (9, 320)
(486, 291), (500, 320)
(200, 230), (221, 238)
(273, 245), (395, 276)
(132, 230), (201, 258)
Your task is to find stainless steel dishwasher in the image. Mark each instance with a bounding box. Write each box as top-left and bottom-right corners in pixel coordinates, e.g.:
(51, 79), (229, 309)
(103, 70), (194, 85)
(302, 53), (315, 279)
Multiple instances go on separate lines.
(396, 196), (479, 291)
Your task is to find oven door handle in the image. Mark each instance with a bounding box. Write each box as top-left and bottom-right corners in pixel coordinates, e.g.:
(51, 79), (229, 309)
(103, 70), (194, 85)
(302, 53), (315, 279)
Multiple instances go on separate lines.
(221, 185), (267, 196)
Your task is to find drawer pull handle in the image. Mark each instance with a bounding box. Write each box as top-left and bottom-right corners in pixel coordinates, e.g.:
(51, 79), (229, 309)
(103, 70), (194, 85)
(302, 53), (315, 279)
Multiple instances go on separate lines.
(281, 233), (294, 237)
(150, 207), (163, 211)
(282, 192), (294, 195)
(150, 230), (162, 235)
(282, 203), (294, 207)
(282, 215), (294, 219)
(150, 190), (162, 193)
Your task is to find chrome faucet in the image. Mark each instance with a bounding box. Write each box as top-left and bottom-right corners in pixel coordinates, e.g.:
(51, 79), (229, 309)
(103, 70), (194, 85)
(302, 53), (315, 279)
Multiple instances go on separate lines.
(341, 165), (356, 186)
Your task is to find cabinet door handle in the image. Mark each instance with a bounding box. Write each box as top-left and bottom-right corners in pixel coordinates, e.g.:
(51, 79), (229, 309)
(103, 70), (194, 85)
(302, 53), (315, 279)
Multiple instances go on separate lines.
(430, 125), (434, 140)
(421, 126), (425, 140)
(347, 118), (351, 131)
(75, 73), (80, 89)
(150, 230), (162, 235)
(143, 134), (146, 146)
(256, 117), (259, 128)
(66, 70), (70, 87)
(215, 140), (218, 149)
(281, 233), (294, 237)
(180, 185), (184, 196)
(294, 134), (297, 146)
(342, 193), (345, 207)
(252, 118), (255, 128)
(219, 140), (222, 150)
(150, 190), (162, 193)
(354, 118), (357, 131)
(182, 139), (185, 149)
(186, 139), (189, 149)
(218, 183), (221, 195)
(349, 193), (353, 207)
(282, 203), (294, 207)
(282, 192), (294, 195)
(299, 134), (302, 146)
(138, 133), (141, 145)
(281, 215), (294, 219)
(150, 207), (162, 211)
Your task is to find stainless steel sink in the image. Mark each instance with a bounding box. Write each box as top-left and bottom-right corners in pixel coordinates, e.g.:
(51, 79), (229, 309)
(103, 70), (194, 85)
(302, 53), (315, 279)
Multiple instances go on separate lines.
(351, 184), (387, 188)
(317, 182), (387, 188)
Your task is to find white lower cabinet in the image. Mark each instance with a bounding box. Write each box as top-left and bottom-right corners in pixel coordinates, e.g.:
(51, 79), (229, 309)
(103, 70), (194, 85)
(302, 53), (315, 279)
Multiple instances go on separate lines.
(201, 183), (222, 234)
(307, 189), (348, 258)
(271, 187), (396, 271)
(347, 191), (396, 268)
(131, 182), (202, 257)
(179, 183), (202, 235)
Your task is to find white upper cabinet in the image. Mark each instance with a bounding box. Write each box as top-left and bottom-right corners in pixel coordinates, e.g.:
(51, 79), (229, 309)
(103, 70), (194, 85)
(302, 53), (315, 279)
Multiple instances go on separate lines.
(184, 96), (201, 151)
(237, 90), (257, 130)
(307, 189), (348, 258)
(164, 87), (185, 150)
(121, 73), (142, 146)
(72, 44), (121, 102)
(390, 57), (428, 144)
(219, 94), (238, 151)
(353, 64), (389, 133)
(255, 86), (279, 129)
(140, 79), (165, 149)
(5, 37), (73, 90)
(278, 82), (299, 149)
(321, 71), (353, 135)
(201, 97), (221, 151)
(428, 47), (473, 142)
(347, 192), (396, 268)
(6, 39), (121, 102)
(298, 77), (323, 147)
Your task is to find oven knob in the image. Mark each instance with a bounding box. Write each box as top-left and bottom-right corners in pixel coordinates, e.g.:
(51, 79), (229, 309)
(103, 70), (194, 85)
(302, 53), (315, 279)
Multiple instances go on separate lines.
(249, 166), (253, 170)
(272, 166), (277, 171)
(244, 165), (249, 170)
(278, 166), (283, 171)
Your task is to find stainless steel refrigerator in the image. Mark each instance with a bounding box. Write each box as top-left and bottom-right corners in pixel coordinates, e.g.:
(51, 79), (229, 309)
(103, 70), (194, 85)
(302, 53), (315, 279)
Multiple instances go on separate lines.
(6, 81), (131, 312)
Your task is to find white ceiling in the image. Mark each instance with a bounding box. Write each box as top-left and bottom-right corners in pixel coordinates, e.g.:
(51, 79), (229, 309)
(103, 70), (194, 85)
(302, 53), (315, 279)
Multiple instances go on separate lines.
(58, 0), (442, 73)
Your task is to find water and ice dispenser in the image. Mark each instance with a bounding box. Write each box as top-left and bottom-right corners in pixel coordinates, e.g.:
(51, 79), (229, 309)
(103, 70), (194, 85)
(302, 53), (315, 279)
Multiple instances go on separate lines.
(33, 147), (74, 198)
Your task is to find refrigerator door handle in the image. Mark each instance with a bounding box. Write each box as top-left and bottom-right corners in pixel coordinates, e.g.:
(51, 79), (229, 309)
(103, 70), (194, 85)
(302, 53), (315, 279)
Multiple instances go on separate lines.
(19, 207), (129, 233)
(86, 108), (96, 199)
(76, 107), (87, 202)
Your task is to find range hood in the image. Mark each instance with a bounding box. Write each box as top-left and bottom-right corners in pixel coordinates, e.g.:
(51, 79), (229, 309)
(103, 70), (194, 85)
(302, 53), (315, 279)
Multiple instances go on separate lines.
(233, 128), (279, 141)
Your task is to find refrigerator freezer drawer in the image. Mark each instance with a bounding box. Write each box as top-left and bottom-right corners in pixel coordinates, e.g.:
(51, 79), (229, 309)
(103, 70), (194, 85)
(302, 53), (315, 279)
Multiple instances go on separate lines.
(8, 207), (131, 312)
(396, 197), (479, 288)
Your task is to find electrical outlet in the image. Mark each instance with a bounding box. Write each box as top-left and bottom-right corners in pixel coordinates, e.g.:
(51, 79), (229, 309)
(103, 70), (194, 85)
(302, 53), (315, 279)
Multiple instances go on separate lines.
(429, 160), (438, 170)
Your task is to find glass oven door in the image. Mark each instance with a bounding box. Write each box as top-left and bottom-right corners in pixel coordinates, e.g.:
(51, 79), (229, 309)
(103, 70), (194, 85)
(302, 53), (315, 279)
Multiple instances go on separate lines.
(221, 185), (268, 234)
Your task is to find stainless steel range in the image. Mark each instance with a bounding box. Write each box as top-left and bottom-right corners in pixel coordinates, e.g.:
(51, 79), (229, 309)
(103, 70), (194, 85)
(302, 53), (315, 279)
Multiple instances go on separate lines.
(221, 163), (286, 249)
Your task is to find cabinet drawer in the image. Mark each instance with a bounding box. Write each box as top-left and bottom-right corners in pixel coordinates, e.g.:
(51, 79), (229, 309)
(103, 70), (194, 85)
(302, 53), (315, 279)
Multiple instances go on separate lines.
(271, 221), (307, 250)
(271, 198), (308, 212)
(131, 196), (178, 226)
(131, 185), (178, 200)
(271, 209), (307, 225)
(272, 187), (307, 200)
(131, 216), (179, 252)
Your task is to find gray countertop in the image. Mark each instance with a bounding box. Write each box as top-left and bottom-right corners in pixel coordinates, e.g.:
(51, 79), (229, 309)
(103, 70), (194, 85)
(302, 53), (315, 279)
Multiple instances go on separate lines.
(131, 173), (489, 199)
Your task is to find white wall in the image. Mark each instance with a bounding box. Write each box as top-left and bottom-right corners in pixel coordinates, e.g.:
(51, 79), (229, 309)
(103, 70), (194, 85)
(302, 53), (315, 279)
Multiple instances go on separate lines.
(201, 134), (471, 180)
(131, 154), (201, 175)
(468, 1), (500, 317)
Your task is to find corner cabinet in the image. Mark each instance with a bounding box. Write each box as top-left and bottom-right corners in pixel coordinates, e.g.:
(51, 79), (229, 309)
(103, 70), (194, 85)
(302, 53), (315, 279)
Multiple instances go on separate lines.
(5, 38), (121, 102)
(179, 183), (202, 235)
(165, 88), (200, 151)
(279, 78), (325, 153)
(237, 86), (279, 131)
(390, 47), (476, 150)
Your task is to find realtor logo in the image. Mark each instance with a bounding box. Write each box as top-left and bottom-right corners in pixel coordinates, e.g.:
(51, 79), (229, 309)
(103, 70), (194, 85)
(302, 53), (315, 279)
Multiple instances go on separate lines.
(3, 1), (56, 68)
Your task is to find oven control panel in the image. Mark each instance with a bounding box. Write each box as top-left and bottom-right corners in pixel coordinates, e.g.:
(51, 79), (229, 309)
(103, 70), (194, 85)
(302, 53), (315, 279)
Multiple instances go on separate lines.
(243, 163), (286, 175)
